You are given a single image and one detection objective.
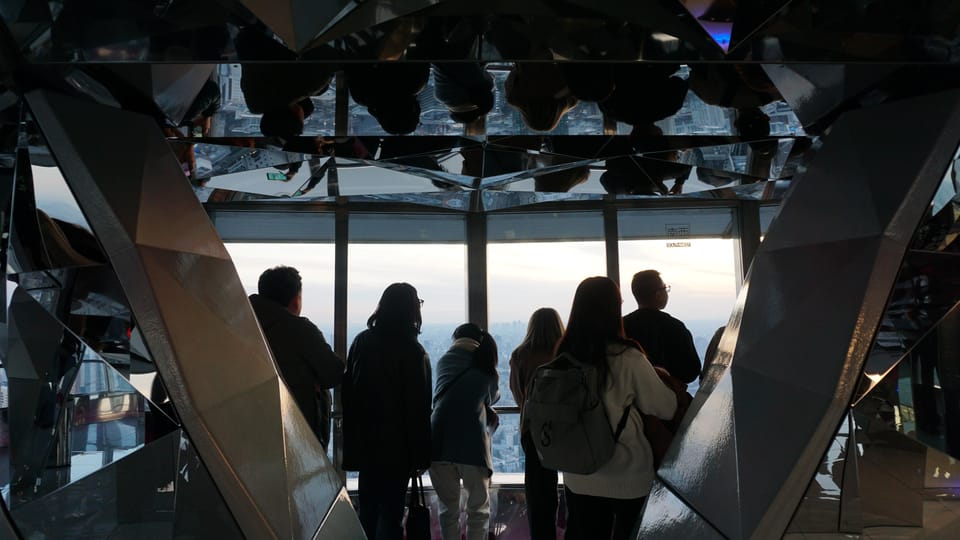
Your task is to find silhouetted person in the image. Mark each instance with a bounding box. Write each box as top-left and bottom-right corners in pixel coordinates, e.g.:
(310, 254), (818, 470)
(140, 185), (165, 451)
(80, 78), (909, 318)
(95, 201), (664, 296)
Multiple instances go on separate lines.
(505, 63), (578, 132)
(559, 63), (615, 102)
(343, 283), (432, 540)
(688, 64), (782, 176)
(249, 266), (344, 449)
(346, 63), (429, 134)
(598, 64), (688, 127)
(432, 63), (495, 124)
(560, 277), (677, 540)
(623, 270), (701, 384)
(234, 26), (334, 139)
(431, 324), (500, 540)
(509, 308), (564, 540)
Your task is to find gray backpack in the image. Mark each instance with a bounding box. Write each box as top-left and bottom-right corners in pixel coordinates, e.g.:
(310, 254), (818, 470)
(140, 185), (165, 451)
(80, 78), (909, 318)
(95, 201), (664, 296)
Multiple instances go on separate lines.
(523, 352), (629, 474)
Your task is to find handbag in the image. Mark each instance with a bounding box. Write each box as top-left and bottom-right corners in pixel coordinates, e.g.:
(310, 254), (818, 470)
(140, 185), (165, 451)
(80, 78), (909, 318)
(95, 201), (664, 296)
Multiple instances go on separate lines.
(405, 474), (431, 540)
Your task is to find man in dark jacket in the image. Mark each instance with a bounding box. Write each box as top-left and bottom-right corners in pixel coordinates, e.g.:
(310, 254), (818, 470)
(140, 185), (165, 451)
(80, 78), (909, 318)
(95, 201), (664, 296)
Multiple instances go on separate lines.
(623, 269), (701, 384)
(249, 266), (344, 450)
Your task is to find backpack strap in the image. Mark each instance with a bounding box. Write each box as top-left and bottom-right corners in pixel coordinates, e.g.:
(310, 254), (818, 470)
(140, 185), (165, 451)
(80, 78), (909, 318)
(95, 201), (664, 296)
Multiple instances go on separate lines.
(433, 367), (472, 405)
(613, 405), (632, 442)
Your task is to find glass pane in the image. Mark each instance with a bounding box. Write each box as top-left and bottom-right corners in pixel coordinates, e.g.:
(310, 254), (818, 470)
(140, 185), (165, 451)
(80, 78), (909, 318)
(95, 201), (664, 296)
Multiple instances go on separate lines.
(487, 230), (607, 407)
(348, 69), (467, 136)
(9, 429), (180, 539)
(225, 243), (336, 339)
(346, 244), (467, 361)
(618, 212), (738, 394)
(350, 213), (466, 243)
(212, 211), (336, 243)
(488, 212), (604, 242)
(492, 412), (523, 474)
(209, 65), (337, 138)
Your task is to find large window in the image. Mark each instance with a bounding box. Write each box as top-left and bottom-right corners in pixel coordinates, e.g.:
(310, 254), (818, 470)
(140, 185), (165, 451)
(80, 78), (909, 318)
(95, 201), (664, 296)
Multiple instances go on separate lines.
(347, 213), (468, 374)
(618, 208), (739, 394)
(225, 243), (337, 338)
(487, 211), (606, 474)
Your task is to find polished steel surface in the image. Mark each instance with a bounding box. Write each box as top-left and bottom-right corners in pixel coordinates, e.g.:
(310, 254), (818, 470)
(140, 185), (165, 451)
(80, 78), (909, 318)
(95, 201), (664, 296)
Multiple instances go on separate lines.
(6, 2), (960, 539)
(25, 90), (353, 539)
(640, 90), (960, 538)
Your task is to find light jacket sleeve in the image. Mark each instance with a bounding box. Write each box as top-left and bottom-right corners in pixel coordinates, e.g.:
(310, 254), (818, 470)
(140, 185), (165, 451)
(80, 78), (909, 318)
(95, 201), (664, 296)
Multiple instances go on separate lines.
(626, 348), (677, 421)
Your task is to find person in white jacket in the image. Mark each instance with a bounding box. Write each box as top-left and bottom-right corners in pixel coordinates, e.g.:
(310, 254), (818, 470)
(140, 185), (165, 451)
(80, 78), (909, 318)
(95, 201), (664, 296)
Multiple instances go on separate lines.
(558, 276), (678, 540)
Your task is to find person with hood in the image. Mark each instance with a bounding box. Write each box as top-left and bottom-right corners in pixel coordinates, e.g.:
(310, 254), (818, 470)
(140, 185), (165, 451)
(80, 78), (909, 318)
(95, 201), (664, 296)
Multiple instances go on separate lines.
(430, 323), (500, 540)
(248, 266), (344, 450)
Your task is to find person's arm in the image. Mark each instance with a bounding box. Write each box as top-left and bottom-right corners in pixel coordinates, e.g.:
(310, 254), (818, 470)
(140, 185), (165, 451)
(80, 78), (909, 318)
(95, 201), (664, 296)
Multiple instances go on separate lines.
(300, 319), (345, 389)
(664, 320), (702, 384)
(508, 350), (524, 405)
(627, 349), (677, 421)
(488, 370), (501, 406)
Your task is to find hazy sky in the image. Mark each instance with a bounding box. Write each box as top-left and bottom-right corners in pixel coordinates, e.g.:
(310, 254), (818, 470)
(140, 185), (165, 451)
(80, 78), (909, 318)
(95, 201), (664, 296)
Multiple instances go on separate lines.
(227, 238), (738, 335)
(31, 163), (739, 337)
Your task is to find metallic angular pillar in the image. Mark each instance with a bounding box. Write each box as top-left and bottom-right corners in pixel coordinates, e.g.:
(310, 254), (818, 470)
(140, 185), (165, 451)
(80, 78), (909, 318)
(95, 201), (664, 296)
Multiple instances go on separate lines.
(25, 90), (359, 539)
(639, 90), (960, 538)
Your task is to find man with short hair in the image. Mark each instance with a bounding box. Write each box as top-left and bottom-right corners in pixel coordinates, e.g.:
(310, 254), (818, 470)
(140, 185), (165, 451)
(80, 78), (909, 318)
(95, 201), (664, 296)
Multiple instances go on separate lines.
(623, 269), (701, 384)
(249, 266), (344, 450)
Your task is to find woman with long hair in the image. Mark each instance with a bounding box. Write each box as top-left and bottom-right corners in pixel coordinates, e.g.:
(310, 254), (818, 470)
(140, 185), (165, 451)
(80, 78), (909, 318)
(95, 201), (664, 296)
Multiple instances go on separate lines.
(509, 307), (565, 540)
(559, 277), (677, 540)
(342, 283), (432, 540)
(430, 323), (500, 540)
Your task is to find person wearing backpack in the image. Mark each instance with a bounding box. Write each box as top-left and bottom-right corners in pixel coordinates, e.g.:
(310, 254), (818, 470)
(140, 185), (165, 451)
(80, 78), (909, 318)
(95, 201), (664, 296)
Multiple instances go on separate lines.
(554, 277), (677, 540)
(430, 323), (500, 540)
(509, 308), (565, 540)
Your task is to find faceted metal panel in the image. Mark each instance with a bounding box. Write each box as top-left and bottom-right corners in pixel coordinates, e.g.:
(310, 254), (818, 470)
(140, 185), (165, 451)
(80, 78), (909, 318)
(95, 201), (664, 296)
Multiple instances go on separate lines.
(239, 0), (351, 51)
(634, 479), (725, 539)
(313, 489), (367, 540)
(654, 370), (741, 536)
(173, 432), (243, 539)
(643, 90), (960, 538)
(855, 254), (960, 404)
(26, 90), (356, 539)
(785, 415), (850, 534)
(276, 388), (345, 534)
(5, 287), (178, 511)
(9, 429), (179, 539)
(855, 304), (960, 461)
(854, 423), (926, 528)
(762, 64), (900, 129)
(101, 64), (216, 125)
(308, 0), (444, 48)
(0, 505), (19, 540)
(733, 238), (884, 396)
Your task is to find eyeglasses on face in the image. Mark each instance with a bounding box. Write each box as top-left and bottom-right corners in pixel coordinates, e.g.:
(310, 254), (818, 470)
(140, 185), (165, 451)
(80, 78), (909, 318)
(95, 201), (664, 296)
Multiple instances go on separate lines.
(661, 285), (671, 293)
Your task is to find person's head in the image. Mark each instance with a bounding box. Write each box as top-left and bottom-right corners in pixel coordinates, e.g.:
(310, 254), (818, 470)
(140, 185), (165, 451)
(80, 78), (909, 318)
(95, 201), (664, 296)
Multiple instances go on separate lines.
(504, 67), (578, 132)
(367, 282), (422, 334)
(258, 102), (306, 139)
(631, 269), (668, 310)
(514, 96), (577, 132)
(449, 90), (494, 124)
(370, 97), (421, 135)
(557, 276), (627, 370)
(519, 307), (565, 354)
(560, 63), (615, 102)
(452, 323), (498, 374)
(258, 266), (302, 314)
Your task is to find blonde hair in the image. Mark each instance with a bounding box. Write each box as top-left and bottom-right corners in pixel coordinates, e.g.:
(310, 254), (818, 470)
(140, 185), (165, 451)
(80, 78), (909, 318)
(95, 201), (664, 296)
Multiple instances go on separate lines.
(517, 307), (564, 355)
